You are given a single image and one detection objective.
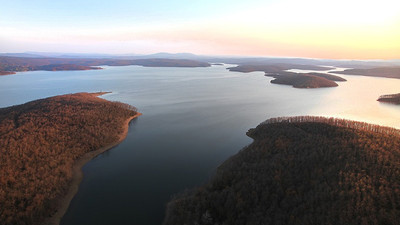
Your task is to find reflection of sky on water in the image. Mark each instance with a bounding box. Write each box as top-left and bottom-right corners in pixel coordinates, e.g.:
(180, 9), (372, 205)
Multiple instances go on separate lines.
(1, 64), (399, 225)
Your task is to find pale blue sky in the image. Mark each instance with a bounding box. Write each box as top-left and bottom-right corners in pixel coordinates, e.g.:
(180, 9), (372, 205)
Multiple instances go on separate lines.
(1, 0), (399, 59)
(0, 0), (271, 27)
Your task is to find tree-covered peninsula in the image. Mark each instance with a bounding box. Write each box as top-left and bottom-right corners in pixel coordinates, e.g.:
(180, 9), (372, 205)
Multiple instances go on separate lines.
(164, 116), (400, 225)
(0, 92), (139, 225)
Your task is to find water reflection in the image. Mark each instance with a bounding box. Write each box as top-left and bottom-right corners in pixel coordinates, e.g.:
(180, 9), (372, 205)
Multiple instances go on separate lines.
(0, 64), (399, 225)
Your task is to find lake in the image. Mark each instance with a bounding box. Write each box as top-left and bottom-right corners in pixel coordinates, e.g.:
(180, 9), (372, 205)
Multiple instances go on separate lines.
(0, 65), (399, 225)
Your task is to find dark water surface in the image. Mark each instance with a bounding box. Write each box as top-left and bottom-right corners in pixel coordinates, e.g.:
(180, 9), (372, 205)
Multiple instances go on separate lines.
(0, 65), (399, 225)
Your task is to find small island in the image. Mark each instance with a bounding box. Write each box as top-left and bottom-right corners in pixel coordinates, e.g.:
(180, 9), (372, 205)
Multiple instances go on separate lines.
(266, 72), (346, 88)
(164, 116), (400, 225)
(377, 93), (400, 104)
(0, 92), (140, 225)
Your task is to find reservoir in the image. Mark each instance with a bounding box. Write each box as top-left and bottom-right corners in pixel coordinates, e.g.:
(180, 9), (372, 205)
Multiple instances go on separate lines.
(0, 65), (399, 225)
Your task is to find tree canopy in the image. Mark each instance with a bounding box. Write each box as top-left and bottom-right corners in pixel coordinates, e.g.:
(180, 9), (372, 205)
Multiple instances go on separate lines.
(164, 116), (400, 225)
(0, 92), (138, 225)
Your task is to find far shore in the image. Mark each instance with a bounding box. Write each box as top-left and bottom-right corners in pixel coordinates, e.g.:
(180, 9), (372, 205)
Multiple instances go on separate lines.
(43, 112), (142, 225)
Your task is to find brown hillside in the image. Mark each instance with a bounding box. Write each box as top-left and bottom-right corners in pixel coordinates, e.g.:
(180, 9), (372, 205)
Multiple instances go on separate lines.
(164, 116), (400, 225)
(0, 92), (138, 225)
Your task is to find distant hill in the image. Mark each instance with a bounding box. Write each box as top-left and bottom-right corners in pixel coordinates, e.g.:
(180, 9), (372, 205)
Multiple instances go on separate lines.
(0, 53), (46, 58)
(129, 58), (210, 67)
(139, 52), (200, 59)
(330, 67), (400, 79)
(0, 93), (139, 225)
(0, 56), (211, 74)
(2, 52), (400, 67)
(164, 116), (400, 225)
(0, 52), (201, 60)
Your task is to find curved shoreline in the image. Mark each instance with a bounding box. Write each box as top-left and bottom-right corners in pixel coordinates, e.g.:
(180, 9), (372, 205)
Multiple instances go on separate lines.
(44, 112), (142, 225)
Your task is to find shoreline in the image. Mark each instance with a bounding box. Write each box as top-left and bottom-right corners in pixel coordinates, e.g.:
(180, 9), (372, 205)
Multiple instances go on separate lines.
(44, 112), (142, 225)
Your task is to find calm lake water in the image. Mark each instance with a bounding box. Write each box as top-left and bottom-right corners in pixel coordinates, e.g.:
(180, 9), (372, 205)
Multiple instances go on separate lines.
(1, 65), (399, 225)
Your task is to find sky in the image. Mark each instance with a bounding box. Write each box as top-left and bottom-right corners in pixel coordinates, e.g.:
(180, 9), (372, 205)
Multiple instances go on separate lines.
(1, 0), (399, 59)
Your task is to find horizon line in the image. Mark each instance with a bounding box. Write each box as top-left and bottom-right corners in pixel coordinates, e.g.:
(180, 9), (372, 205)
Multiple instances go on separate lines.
(1, 51), (400, 61)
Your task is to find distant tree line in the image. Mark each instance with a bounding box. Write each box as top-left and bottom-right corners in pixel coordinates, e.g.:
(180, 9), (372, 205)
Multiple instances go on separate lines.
(0, 93), (138, 225)
(0, 56), (211, 73)
(164, 117), (400, 225)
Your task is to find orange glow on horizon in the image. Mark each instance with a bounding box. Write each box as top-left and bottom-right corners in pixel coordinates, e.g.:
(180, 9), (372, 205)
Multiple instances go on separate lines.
(1, 0), (399, 59)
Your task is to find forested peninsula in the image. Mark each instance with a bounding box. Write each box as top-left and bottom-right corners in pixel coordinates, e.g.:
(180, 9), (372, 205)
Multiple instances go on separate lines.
(164, 116), (400, 225)
(0, 71), (16, 75)
(330, 67), (400, 79)
(0, 92), (140, 225)
(378, 93), (400, 104)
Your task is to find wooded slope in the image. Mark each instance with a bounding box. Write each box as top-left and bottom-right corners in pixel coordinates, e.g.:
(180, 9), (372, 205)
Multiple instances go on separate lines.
(164, 116), (400, 225)
(0, 93), (138, 225)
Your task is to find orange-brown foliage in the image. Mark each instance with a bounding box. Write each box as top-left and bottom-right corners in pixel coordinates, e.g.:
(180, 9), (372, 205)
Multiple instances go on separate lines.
(164, 116), (400, 225)
(0, 92), (137, 225)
